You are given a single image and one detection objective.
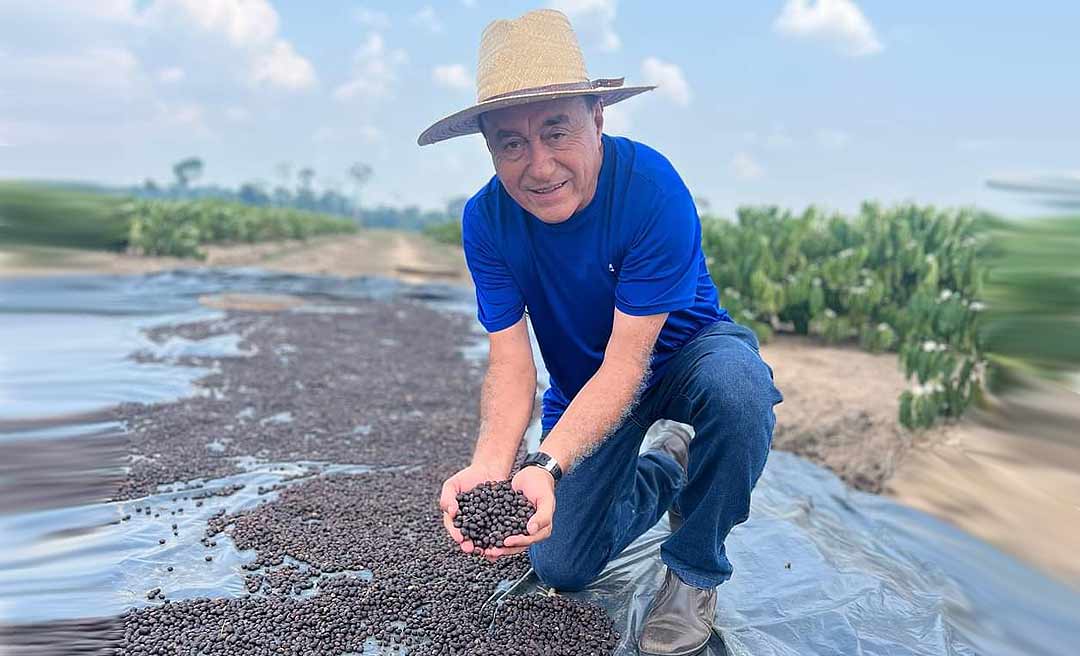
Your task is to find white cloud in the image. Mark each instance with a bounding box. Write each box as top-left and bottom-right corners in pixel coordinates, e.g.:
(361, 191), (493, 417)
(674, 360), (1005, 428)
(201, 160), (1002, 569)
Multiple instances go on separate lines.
(549, 0), (619, 52)
(433, 64), (472, 91)
(816, 128), (851, 149)
(251, 39), (317, 91)
(157, 66), (185, 84)
(333, 33), (408, 102)
(641, 57), (691, 106)
(165, 0), (279, 49)
(411, 5), (443, 34)
(774, 0), (883, 57)
(148, 0), (317, 91)
(731, 152), (764, 180)
(462, 0), (477, 7)
(353, 6), (391, 30)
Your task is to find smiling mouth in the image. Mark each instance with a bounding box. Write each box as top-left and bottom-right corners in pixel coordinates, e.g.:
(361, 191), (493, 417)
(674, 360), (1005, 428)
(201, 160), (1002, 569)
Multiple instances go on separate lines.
(529, 181), (567, 195)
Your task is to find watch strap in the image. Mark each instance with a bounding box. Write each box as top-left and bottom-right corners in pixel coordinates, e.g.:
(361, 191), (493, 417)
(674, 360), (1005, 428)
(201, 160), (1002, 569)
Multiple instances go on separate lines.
(523, 451), (563, 483)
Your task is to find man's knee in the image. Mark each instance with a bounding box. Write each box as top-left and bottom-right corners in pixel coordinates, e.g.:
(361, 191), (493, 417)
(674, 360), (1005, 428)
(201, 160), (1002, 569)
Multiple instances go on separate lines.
(699, 343), (782, 419)
(529, 543), (602, 592)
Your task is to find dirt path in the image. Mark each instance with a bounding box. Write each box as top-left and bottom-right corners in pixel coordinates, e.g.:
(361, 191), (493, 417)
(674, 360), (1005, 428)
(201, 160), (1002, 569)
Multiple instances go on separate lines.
(885, 391), (1080, 588)
(762, 336), (1080, 588)
(0, 229), (471, 284)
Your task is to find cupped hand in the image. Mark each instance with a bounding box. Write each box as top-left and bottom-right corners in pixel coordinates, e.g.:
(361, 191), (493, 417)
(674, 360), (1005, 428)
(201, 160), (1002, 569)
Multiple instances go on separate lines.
(479, 465), (556, 562)
(439, 463), (508, 554)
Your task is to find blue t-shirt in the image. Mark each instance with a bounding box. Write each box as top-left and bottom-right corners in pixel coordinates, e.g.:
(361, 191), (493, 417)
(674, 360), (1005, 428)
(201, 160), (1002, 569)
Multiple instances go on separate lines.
(462, 133), (731, 431)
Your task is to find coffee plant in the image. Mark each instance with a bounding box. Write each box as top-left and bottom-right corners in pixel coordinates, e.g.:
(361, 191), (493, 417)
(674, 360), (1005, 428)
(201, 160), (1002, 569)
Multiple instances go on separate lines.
(702, 202), (996, 429)
(125, 198), (358, 259)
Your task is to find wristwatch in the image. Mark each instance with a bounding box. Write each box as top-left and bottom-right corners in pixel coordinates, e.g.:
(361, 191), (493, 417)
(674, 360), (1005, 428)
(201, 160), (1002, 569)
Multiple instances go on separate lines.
(522, 451), (563, 484)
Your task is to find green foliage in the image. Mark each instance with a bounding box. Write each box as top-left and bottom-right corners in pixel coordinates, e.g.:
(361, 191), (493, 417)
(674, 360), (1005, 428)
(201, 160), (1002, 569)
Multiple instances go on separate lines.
(978, 216), (1080, 387)
(0, 183), (357, 258)
(423, 219), (463, 246)
(125, 198), (358, 259)
(0, 182), (130, 250)
(703, 202), (992, 429)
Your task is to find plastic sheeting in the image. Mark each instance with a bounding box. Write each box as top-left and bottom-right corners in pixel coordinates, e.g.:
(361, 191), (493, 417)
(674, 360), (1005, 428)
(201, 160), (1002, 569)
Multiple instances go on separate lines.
(2, 271), (1078, 655)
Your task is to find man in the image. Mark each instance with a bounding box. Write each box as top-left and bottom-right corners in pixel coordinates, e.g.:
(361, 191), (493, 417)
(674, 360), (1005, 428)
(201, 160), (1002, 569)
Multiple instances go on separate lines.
(419, 9), (782, 656)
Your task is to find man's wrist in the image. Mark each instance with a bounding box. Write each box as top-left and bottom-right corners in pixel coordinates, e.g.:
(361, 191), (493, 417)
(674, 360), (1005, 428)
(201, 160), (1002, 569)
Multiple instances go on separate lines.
(469, 456), (510, 479)
(522, 451), (563, 484)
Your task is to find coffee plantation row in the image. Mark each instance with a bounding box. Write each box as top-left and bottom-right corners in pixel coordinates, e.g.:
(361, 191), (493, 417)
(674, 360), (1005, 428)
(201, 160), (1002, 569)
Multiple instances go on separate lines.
(125, 198), (357, 259)
(706, 204), (1080, 429)
(1, 183), (357, 259)
(704, 203), (991, 429)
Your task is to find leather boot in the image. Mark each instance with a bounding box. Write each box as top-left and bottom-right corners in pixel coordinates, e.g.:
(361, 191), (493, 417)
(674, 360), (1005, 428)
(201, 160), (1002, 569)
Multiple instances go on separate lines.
(638, 567), (717, 656)
(644, 420), (691, 531)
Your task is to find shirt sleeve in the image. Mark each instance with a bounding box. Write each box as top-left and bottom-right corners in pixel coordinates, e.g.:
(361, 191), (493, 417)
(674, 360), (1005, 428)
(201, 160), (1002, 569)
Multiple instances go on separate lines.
(614, 184), (701, 316)
(461, 198), (526, 332)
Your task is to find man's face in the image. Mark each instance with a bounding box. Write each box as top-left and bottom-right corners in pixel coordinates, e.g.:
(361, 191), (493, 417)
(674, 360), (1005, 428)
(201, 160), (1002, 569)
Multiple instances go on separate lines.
(481, 96), (603, 224)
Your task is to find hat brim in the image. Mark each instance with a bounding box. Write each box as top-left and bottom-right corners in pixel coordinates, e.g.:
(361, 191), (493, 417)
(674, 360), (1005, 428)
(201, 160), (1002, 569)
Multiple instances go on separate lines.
(417, 84), (656, 146)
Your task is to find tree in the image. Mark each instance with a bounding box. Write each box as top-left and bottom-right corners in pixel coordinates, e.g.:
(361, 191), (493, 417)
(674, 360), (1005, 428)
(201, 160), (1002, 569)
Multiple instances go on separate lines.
(297, 167), (315, 192)
(347, 162), (373, 214)
(694, 195), (712, 215)
(238, 182), (270, 206)
(172, 157), (204, 189)
(296, 168), (316, 210)
(445, 195), (469, 221)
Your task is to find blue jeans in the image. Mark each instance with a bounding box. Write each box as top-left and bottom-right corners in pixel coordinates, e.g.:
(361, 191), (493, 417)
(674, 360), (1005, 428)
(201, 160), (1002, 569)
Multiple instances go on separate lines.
(529, 320), (783, 591)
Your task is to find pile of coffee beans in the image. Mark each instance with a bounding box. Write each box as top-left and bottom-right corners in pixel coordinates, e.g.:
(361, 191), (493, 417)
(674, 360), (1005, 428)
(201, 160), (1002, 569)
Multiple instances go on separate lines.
(39, 297), (625, 655)
(453, 480), (535, 549)
(478, 594), (621, 656)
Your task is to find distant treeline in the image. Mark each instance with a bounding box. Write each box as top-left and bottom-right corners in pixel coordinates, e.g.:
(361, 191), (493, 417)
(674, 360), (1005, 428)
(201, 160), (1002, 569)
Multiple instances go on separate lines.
(131, 157), (465, 232)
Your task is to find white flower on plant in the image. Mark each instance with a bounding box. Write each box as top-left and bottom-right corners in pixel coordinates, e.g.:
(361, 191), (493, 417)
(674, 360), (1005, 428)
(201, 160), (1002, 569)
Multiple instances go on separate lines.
(824, 308), (837, 318)
(939, 289), (954, 301)
(812, 277), (822, 286)
(921, 340), (947, 353)
(877, 323), (890, 331)
(969, 301), (986, 312)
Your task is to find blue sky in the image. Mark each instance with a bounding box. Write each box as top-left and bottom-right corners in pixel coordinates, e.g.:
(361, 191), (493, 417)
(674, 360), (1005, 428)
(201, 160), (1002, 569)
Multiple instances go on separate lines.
(1, 1), (1078, 218)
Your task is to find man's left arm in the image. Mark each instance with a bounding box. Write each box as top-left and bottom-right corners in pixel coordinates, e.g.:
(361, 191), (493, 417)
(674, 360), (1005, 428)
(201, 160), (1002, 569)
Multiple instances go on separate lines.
(482, 308), (666, 560)
(536, 308), (667, 472)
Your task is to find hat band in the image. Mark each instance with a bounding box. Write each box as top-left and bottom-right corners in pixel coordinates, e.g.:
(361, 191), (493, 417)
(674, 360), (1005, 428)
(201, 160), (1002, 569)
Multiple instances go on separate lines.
(482, 77), (625, 103)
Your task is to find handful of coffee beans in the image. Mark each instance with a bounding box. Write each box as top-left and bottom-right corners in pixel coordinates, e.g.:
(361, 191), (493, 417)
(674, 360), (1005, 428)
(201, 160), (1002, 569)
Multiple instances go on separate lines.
(453, 480), (535, 550)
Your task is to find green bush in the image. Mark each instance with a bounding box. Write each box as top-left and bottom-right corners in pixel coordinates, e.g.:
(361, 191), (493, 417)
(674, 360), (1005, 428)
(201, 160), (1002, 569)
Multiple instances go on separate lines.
(0, 182), (130, 250)
(423, 218), (463, 246)
(0, 183), (359, 258)
(703, 202), (993, 429)
(124, 198), (358, 259)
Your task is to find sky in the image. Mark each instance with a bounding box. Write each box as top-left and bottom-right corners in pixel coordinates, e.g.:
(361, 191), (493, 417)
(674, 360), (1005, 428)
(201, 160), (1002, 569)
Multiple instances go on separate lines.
(1, 0), (1078, 218)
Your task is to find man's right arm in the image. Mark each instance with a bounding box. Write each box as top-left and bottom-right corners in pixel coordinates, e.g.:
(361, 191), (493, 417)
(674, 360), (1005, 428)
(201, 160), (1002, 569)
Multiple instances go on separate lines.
(472, 314), (537, 474)
(439, 313), (535, 553)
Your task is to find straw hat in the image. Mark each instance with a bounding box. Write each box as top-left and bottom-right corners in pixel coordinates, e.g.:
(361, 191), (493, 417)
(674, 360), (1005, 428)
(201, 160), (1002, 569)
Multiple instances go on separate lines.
(417, 9), (655, 146)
